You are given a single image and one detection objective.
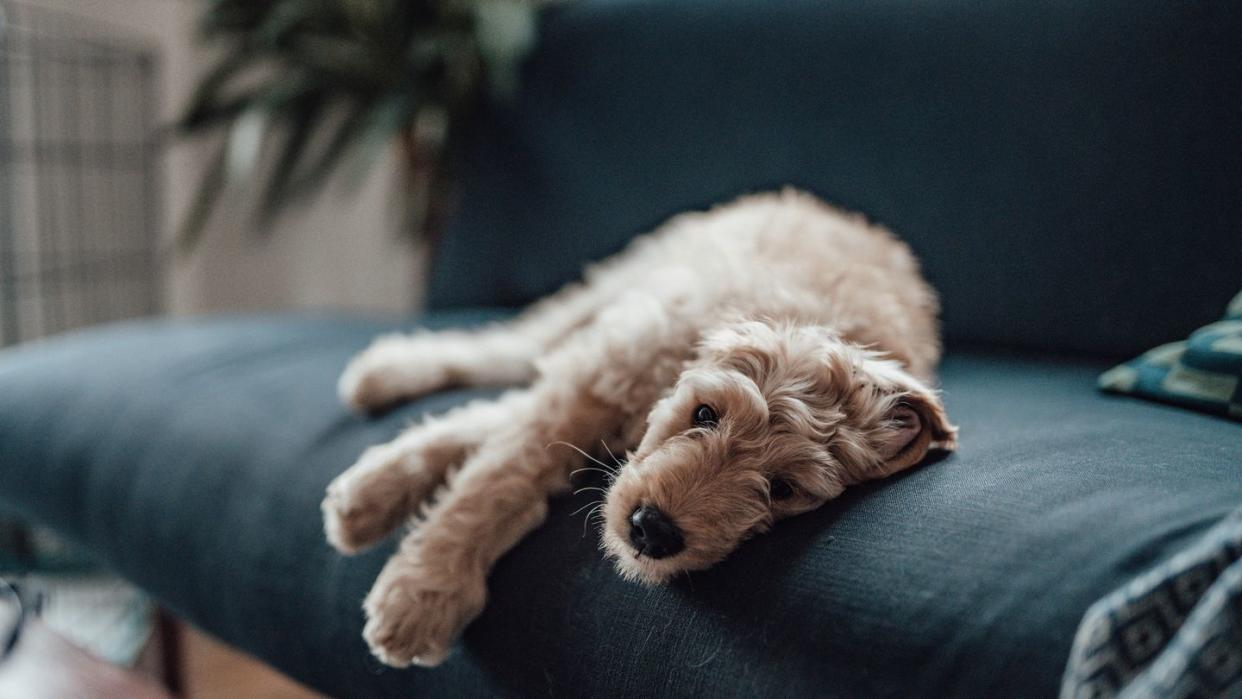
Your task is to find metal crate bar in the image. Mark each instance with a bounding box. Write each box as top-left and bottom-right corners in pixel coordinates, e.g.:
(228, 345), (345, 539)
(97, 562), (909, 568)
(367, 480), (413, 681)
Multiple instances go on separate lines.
(0, 0), (161, 346)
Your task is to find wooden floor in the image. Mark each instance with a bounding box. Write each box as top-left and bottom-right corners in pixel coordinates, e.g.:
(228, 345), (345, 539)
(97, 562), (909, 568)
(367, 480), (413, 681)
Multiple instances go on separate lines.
(182, 626), (323, 699)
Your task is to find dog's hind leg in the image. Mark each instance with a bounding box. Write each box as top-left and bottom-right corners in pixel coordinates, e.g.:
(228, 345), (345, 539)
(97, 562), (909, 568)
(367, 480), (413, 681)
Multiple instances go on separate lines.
(323, 390), (534, 554)
(338, 279), (616, 412)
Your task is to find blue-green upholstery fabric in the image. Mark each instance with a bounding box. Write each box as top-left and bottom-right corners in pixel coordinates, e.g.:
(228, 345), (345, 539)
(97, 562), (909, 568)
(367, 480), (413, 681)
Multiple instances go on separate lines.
(430, 0), (1242, 360)
(1100, 291), (1242, 421)
(2, 315), (1241, 698)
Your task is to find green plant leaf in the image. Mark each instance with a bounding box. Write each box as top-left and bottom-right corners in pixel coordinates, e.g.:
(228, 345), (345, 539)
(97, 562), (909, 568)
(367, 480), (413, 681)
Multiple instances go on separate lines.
(176, 0), (515, 248)
(178, 139), (231, 251)
(256, 94), (328, 231)
(226, 108), (269, 183)
(177, 51), (260, 133)
(339, 90), (416, 194)
(285, 100), (373, 200)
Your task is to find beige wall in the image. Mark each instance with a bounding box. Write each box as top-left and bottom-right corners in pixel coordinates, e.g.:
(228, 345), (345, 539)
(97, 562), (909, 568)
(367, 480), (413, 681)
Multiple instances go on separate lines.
(26, 0), (422, 316)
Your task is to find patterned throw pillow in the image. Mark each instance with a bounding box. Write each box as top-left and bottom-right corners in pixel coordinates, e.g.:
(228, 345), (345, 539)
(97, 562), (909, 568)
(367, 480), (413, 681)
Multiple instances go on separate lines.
(1061, 507), (1242, 698)
(1099, 290), (1242, 421)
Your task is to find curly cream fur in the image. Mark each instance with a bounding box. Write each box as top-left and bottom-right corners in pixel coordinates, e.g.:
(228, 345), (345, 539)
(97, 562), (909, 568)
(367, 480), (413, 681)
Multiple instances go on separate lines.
(323, 189), (957, 667)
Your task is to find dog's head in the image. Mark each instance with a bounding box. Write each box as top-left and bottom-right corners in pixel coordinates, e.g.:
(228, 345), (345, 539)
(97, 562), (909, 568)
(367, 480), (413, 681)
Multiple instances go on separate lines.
(602, 320), (956, 583)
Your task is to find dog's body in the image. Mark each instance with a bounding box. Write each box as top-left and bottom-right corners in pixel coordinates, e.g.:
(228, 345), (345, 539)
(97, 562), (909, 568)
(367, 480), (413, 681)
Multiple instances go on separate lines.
(323, 189), (956, 667)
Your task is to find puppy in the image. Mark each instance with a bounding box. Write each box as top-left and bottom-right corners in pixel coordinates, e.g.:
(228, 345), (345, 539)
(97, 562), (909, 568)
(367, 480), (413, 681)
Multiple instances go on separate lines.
(323, 189), (957, 667)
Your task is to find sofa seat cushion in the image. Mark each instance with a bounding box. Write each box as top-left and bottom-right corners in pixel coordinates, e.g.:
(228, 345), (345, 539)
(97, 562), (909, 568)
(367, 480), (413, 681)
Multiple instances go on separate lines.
(1, 314), (1240, 697)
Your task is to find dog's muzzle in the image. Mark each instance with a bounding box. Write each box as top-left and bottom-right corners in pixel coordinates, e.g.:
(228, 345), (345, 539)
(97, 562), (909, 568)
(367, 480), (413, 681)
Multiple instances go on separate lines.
(628, 506), (685, 559)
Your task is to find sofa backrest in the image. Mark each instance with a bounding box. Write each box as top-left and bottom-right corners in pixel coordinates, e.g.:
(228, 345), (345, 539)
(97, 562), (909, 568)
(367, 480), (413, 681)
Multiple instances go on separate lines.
(430, 0), (1242, 358)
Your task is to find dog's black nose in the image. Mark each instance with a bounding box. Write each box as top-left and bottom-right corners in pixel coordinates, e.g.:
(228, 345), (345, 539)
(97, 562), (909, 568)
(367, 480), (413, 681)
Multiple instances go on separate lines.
(628, 505), (684, 559)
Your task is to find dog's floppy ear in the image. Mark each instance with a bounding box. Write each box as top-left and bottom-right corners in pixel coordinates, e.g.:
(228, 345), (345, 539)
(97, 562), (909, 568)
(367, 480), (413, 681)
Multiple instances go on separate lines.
(873, 389), (956, 478)
(852, 356), (957, 480)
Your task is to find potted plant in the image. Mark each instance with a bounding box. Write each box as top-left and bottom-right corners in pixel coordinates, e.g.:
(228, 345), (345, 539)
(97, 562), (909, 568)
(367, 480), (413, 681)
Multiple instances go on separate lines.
(177, 0), (541, 251)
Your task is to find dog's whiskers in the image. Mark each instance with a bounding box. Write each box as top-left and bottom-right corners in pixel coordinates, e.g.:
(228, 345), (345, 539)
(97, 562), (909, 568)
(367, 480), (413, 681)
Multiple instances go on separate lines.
(580, 502), (607, 537)
(570, 498), (604, 517)
(548, 437), (620, 539)
(599, 440), (625, 471)
(547, 440), (618, 476)
(568, 499), (608, 538)
(569, 465), (617, 481)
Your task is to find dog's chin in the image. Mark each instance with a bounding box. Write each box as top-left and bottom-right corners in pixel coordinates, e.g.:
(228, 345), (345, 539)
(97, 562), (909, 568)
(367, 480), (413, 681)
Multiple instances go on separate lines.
(598, 526), (730, 586)
(600, 527), (710, 585)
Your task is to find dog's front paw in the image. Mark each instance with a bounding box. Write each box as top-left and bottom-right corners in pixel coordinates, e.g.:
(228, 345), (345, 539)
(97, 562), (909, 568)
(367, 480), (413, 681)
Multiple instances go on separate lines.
(363, 559), (487, 667)
(338, 335), (448, 412)
(323, 445), (427, 554)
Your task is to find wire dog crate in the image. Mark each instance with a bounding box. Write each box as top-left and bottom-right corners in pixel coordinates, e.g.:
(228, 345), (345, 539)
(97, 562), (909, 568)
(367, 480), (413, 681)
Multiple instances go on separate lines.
(0, 1), (161, 347)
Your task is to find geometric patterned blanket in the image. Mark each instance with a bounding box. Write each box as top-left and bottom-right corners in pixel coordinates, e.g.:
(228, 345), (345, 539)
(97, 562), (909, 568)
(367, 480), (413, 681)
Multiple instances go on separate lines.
(1061, 508), (1242, 698)
(1100, 290), (1242, 421)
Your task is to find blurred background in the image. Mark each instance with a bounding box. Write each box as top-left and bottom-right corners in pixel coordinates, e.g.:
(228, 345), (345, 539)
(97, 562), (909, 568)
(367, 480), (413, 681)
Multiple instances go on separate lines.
(1, 1), (473, 695)
(1, 0), (422, 350)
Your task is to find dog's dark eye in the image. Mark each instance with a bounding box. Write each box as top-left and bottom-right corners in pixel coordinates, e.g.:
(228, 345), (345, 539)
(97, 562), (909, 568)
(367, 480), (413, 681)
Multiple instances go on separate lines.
(769, 478), (795, 500)
(692, 404), (718, 428)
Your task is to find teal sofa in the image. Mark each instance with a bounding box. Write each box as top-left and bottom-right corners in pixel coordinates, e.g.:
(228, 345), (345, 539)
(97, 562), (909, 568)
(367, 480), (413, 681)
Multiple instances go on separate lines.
(2, 2), (1241, 696)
